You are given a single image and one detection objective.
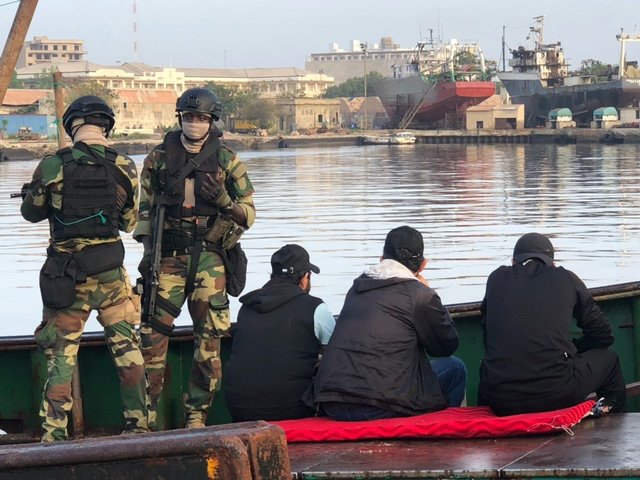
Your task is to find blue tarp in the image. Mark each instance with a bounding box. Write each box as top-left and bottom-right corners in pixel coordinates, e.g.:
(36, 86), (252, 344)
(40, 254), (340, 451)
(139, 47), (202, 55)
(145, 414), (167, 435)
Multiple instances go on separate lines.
(0, 114), (57, 137)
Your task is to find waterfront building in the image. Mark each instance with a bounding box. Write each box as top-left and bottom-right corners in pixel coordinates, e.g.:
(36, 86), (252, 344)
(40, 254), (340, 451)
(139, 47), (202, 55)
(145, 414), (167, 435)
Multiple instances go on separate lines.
(465, 95), (524, 130)
(15, 62), (335, 99)
(274, 98), (341, 132)
(0, 89), (52, 114)
(16, 36), (87, 69)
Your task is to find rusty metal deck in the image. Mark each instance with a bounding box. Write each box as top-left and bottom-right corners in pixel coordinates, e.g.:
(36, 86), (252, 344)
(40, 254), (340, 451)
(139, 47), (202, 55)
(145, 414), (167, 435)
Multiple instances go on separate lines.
(287, 413), (640, 479)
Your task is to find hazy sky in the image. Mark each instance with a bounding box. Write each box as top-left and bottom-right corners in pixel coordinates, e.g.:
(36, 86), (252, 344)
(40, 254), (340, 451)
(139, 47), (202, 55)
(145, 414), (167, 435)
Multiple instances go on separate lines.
(1, 0), (639, 72)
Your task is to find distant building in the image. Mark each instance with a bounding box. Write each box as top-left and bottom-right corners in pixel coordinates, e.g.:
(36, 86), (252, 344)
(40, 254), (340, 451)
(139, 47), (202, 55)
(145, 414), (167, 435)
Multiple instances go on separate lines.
(1, 88), (52, 114)
(305, 37), (417, 83)
(16, 62), (335, 99)
(591, 107), (620, 129)
(116, 89), (179, 133)
(547, 108), (576, 129)
(16, 36), (87, 68)
(465, 95), (524, 130)
(274, 98), (341, 132)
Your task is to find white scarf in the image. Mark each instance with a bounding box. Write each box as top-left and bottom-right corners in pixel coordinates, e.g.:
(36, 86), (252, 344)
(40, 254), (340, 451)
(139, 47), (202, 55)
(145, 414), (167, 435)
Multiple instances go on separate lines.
(71, 122), (108, 147)
(181, 122), (210, 153)
(364, 258), (419, 281)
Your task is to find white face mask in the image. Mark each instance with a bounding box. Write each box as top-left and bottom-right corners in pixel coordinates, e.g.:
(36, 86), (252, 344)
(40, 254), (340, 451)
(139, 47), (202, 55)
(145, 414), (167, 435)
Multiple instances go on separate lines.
(182, 121), (210, 140)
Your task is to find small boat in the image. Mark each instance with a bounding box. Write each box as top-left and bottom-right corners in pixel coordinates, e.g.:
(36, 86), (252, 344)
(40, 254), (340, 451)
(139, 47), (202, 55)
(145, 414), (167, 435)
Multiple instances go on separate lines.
(361, 131), (417, 145)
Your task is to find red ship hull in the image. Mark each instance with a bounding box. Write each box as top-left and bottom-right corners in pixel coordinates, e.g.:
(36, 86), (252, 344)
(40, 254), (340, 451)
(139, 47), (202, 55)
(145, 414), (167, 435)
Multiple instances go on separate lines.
(370, 76), (495, 126)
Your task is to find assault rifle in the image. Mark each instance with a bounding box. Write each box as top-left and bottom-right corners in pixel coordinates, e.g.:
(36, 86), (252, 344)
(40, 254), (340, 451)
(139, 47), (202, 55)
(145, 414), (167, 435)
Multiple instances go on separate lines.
(140, 203), (173, 333)
(9, 183), (30, 198)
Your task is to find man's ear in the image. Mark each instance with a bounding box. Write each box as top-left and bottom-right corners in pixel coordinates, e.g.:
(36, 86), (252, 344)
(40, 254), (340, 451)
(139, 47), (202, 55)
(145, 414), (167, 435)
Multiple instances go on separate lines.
(417, 258), (428, 273)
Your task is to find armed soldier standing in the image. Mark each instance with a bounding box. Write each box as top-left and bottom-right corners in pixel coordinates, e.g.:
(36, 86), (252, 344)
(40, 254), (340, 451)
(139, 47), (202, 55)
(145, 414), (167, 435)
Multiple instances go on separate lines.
(134, 87), (256, 429)
(21, 96), (148, 442)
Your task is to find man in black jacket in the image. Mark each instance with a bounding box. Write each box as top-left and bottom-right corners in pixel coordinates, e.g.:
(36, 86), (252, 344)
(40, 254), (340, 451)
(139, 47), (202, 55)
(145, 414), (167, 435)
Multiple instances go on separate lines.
(306, 226), (466, 421)
(223, 244), (335, 421)
(478, 232), (626, 416)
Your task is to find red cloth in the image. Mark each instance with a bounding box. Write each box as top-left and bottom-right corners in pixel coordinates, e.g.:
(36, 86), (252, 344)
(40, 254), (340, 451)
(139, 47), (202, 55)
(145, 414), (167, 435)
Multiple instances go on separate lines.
(272, 400), (595, 442)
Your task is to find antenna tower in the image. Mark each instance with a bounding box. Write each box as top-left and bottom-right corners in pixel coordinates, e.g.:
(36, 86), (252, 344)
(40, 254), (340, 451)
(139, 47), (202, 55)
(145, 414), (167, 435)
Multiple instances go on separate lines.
(133, 0), (139, 61)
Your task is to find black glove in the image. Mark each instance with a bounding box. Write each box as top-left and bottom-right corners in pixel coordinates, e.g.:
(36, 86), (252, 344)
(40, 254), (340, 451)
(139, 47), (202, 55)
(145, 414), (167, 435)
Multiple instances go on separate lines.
(138, 252), (152, 281)
(201, 173), (232, 209)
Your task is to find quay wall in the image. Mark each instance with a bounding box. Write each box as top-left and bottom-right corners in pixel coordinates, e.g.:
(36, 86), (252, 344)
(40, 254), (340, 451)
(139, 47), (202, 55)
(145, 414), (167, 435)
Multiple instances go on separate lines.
(1, 128), (639, 161)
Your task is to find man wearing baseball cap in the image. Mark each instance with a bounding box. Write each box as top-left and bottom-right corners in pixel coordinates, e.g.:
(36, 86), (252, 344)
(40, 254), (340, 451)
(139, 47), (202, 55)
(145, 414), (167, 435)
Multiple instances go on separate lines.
(306, 226), (466, 421)
(478, 232), (626, 416)
(223, 244), (335, 421)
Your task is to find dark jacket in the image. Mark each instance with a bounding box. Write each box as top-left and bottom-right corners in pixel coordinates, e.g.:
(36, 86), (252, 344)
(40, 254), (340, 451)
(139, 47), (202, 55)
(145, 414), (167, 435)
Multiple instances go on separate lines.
(223, 277), (323, 421)
(478, 260), (614, 412)
(306, 273), (459, 416)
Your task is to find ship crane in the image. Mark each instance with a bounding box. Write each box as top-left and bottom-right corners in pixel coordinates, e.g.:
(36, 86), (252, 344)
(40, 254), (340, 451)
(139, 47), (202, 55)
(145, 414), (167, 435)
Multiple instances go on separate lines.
(616, 29), (640, 79)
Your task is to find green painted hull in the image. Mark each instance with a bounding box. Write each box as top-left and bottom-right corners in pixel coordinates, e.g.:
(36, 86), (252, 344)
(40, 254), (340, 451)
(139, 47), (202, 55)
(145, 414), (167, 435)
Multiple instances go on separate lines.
(1, 281), (639, 439)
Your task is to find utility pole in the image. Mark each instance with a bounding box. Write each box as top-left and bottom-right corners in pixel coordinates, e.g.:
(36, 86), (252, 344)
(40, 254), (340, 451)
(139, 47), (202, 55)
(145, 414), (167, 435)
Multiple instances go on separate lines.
(360, 42), (368, 131)
(0, 0), (39, 106)
(502, 25), (506, 72)
(52, 71), (66, 149)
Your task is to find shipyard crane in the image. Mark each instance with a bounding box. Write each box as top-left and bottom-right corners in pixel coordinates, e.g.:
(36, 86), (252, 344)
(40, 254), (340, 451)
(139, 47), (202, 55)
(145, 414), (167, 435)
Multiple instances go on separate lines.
(616, 29), (640, 79)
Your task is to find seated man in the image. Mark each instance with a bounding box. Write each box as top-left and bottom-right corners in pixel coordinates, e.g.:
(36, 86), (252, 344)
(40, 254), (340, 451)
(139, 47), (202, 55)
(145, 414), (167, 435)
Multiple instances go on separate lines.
(478, 232), (626, 416)
(305, 226), (466, 421)
(223, 244), (335, 421)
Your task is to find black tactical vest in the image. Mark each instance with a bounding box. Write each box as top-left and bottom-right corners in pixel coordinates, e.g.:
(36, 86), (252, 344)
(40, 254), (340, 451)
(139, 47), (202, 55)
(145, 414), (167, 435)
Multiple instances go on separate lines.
(161, 131), (222, 219)
(52, 145), (124, 240)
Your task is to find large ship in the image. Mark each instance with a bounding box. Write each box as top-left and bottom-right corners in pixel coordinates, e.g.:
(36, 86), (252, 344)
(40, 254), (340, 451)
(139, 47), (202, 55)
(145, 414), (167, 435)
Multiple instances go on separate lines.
(497, 16), (640, 127)
(369, 39), (496, 129)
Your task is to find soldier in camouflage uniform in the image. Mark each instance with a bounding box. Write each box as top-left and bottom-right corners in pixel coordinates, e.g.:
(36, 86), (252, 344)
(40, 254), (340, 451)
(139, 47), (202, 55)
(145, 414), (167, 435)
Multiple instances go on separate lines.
(135, 87), (256, 429)
(20, 96), (148, 442)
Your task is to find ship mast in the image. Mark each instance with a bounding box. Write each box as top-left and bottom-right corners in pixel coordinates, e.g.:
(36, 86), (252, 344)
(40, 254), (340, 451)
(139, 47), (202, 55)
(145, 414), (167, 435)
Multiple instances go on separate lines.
(616, 28), (640, 79)
(530, 15), (545, 49)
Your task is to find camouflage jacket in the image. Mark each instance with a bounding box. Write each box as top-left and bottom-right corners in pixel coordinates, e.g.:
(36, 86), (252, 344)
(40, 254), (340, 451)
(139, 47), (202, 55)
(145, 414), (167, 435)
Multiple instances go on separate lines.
(133, 138), (256, 240)
(20, 144), (139, 254)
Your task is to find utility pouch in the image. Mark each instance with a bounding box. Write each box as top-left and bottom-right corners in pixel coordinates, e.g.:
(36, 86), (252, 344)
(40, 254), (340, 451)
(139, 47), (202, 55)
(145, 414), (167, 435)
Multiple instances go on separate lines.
(224, 242), (248, 297)
(74, 241), (125, 276)
(221, 224), (246, 250)
(39, 255), (77, 309)
(204, 216), (234, 245)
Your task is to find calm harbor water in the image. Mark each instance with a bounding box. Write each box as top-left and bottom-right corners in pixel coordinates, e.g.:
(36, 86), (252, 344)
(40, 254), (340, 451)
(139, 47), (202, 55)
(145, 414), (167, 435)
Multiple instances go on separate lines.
(1, 143), (640, 336)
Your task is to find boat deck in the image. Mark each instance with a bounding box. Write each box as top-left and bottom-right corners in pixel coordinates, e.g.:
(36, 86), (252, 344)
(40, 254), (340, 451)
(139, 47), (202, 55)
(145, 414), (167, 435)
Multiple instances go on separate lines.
(287, 413), (640, 479)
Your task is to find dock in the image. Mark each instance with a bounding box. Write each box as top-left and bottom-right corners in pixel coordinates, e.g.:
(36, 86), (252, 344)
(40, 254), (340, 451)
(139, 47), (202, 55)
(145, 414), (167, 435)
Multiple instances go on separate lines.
(288, 413), (640, 479)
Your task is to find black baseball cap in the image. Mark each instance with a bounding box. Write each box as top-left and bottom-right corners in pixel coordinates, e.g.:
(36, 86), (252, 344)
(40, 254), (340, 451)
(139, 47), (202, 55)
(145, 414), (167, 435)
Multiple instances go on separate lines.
(271, 244), (320, 275)
(383, 226), (425, 263)
(513, 232), (554, 265)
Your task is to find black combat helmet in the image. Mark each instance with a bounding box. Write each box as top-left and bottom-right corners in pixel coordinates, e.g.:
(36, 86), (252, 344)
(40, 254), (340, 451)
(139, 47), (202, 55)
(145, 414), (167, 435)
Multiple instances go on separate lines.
(176, 88), (222, 121)
(62, 95), (116, 138)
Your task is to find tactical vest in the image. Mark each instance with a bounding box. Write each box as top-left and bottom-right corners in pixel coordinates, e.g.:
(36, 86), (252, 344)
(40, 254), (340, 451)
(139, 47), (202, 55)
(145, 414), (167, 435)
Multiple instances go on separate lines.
(161, 131), (223, 219)
(53, 144), (126, 241)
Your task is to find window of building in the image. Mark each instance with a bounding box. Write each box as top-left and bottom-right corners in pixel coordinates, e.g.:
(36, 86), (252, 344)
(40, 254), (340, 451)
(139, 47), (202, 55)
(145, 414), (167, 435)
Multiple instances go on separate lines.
(62, 45), (67, 51)
(43, 45), (48, 50)
(476, 121), (484, 129)
(53, 45), (58, 50)
(636, 110), (640, 120)
(44, 53), (50, 59)
(36, 54), (41, 59)
(74, 45), (80, 51)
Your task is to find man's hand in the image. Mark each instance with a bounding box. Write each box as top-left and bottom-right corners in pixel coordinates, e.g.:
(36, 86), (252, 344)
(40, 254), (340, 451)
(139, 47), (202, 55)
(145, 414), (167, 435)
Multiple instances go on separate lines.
(201, 173), (232, 209)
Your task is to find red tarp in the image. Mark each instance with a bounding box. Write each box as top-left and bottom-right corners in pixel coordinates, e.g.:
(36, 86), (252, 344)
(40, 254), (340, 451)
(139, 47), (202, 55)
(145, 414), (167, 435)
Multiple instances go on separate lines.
(272, 400), (595, 442)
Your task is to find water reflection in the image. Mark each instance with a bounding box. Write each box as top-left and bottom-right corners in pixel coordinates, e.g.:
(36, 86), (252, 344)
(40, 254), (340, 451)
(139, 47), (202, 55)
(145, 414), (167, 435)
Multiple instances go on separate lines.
(1, 143), (639, 335)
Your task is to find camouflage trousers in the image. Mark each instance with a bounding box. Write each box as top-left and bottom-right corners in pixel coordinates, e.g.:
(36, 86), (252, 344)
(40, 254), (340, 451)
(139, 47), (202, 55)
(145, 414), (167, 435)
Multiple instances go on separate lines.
(140, 250), (229, 430)
(34, 266), (148, 442)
